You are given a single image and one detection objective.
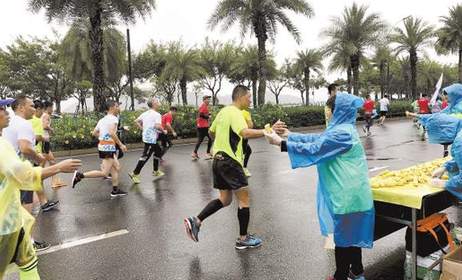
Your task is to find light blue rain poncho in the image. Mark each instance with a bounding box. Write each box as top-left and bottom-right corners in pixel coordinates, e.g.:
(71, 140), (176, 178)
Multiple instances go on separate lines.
(286, 93), (375, 248)
(441, 83), (462, 115)
(420, 113), (462, 200)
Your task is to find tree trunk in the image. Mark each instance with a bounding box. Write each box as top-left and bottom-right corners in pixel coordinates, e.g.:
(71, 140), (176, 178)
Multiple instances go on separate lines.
(256, 28), (268, 107)
(347, 66), (352, 94)
(252, 79), (257, 108)
(304, 68), (310, 106)
(275, 94), (279, 105)
(386, 62), (390, 99)
(180, 78), (187, 105)
(410, 49), (418, 100)
(459, 48), (462, 83)
(379, 62), (385, 100)
(351, 54), (360, 95)
(54, 97), (61, 114)
(89, 4), (106, 112)
(300, 90), (305, 104)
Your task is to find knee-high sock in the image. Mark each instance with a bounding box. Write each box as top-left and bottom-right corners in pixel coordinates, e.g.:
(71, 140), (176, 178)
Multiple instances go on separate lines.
(237, 207), (250, 236)
(197, 199), (224, 221)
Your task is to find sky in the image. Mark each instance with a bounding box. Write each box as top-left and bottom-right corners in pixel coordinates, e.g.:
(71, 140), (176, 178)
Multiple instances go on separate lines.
(0, 0), (459, 108)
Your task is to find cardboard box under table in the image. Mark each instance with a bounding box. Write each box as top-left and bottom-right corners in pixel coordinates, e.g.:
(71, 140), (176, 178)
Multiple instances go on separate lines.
(372, 186), (457, 280)
(440, 246), (462, 280)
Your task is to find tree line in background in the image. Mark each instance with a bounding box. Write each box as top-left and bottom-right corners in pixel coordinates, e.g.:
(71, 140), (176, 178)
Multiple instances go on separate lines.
(0, 1), (461, 112)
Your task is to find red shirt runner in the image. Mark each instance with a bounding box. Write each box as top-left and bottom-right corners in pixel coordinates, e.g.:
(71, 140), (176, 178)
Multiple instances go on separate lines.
(363, 100), (375, 114)
(161, 112), (173, 130)
(196, 103), (210, 128)
(442, 100), (448, 110)
(418, 98), (430, 114)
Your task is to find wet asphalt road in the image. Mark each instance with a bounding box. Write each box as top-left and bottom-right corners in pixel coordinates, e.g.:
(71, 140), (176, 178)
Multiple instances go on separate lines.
(5, 119), (462, 280)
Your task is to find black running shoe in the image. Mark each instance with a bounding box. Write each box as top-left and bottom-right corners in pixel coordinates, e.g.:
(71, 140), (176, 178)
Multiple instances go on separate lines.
(184, 216), (200, 242)
(110, 189), (128, 198)
(33, 240), (51, 252)
(71, 171), (84, 188)
(41, 200), (60, 212)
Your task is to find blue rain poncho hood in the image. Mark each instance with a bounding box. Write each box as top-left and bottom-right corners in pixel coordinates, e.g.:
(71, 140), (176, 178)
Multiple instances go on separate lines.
(327, 92), (364, 128)
(419, 113), (462, 144)
(286, 92), (374, 248)
(442, 83), (462, 114)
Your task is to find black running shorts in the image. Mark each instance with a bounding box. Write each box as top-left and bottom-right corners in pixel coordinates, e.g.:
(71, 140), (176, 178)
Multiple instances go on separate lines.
(99, 151), (116, 159)
(42, 141), (51, 154)
(212, 152), (248, 190)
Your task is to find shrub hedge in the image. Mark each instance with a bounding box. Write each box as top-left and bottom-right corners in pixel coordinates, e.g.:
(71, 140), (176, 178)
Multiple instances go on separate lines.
(52, 101), (412, 150)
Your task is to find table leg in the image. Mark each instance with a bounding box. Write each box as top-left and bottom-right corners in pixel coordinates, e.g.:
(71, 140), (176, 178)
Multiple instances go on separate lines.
(411, 208), (417, 280)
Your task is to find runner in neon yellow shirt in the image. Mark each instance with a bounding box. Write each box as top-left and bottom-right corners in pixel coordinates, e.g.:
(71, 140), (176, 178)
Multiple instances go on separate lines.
(184, 85), (272, 250)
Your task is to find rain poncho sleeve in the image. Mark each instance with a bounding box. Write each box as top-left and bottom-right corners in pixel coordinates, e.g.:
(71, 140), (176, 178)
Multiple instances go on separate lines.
(287, 130), (353, 168)
(445, 136), (462, 200)
(0, 137), (42, 237)
(444, 159), (459, 176)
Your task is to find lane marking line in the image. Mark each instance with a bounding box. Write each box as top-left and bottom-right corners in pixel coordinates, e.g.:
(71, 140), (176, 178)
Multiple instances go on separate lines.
(369, 166), (389, 173)
(37, 229), (129, 256)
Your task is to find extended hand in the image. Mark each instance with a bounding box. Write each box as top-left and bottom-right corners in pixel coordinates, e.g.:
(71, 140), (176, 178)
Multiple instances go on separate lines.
(431, 167), (446, 178)
(264, 130), (283, 146)
(56, 159), (82, 173)
(430, 178), (447, 188)
(120, 144), (128, 152)
(272, 120), (289, 137)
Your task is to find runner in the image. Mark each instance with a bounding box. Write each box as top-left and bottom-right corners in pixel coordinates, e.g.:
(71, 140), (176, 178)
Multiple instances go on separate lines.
(30, 100), (60, 212)
(71, 100), (128, 198)
(192, 95), (213, 160)
(324, 84), (337, 126)
(184, 85), (268, 250)
(264, 93), (374, 280)
(362, 94), (374, 136)
(441, 93), (448, 110)
(418, 93), (430, 114)
(0, 101), (81, 280)
(159, 106), (178, 159)
(128, 98), (164, 184)
(41, 100), (67, 188)
(241, 109), (253, 177)
(378, 94), (390, 125)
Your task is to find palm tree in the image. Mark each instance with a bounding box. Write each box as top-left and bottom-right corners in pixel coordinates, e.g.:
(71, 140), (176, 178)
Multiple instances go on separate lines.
(162, 43), (203, 105)
(372, 45), (393, 99)
(436, 5), (462, 82)
(229, 46), (260, 106)
(295, 49), (323, 105)
(209, 0), (313, 107)
(29, 0), (155, 112)
(391, 16), (434, 100)
(326, 43), (353, 93)
(323, 3), (385, 95)
(61, 21), (126, 85)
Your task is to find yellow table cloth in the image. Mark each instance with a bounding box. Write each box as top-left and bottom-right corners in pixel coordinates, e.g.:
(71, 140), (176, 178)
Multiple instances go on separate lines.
(372, 185), (444, 209)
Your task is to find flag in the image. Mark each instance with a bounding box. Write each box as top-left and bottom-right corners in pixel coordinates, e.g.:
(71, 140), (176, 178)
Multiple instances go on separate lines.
(430, 73), (444, 106)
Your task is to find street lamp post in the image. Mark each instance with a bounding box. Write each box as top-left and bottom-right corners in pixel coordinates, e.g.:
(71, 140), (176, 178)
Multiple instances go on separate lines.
(127, 28), (135, 111)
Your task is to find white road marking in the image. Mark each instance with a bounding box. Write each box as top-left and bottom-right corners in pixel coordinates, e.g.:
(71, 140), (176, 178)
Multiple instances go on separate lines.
(369, 166), (389, 173)
(37, 229), (129, 256)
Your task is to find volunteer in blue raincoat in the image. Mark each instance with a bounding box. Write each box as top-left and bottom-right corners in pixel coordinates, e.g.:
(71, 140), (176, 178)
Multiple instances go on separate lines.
(266, 93), (374, 280)
(441, 83), (462, 115)
(419, 113), (462, 200)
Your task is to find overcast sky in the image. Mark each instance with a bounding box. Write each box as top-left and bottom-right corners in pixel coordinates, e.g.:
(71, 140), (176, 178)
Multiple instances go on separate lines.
(0, 0), (459, 105)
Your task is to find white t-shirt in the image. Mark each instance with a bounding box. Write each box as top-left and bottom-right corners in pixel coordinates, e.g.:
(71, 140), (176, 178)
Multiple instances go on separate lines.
(2, 114), (35, 154)
(95, 114), (119, 152)
(379, 98), (390, 112)
(136, 109), (162, 144)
